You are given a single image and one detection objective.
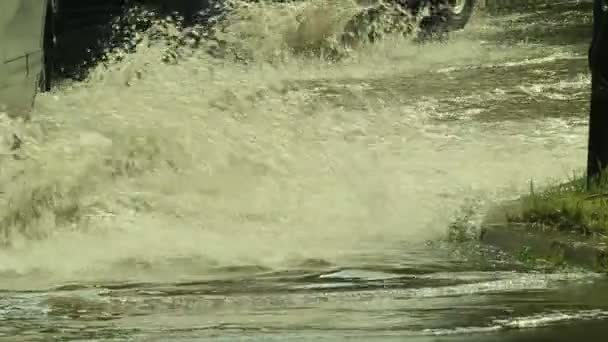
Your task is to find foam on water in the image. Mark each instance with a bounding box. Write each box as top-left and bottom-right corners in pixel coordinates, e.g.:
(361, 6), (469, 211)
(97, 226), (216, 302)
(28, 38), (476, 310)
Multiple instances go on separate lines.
(0, 0), (589, 289)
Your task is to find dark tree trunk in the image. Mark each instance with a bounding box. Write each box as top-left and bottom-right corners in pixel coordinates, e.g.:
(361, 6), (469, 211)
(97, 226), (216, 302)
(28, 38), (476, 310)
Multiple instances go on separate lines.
(586, 0), (608, 188)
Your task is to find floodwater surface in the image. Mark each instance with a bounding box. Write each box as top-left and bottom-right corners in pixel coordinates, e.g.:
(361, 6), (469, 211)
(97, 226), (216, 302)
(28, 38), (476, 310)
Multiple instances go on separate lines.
(0, 0), (606, 341)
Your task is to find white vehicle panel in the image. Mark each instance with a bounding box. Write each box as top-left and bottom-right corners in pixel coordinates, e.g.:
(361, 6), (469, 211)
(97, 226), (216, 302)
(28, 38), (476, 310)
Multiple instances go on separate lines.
(0, 0), (48, 117)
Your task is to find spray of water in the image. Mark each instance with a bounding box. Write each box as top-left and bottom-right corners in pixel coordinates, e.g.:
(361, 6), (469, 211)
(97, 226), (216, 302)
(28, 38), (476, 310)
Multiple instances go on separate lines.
(0, 0), (586, 289)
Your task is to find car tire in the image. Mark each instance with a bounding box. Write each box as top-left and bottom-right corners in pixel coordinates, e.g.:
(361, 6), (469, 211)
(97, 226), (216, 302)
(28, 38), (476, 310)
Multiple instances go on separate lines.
(445, 0), (476, 31)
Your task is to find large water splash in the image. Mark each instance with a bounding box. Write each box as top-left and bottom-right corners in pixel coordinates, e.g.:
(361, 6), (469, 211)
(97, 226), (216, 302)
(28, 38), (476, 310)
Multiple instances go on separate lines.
(0, 0), (587, 289)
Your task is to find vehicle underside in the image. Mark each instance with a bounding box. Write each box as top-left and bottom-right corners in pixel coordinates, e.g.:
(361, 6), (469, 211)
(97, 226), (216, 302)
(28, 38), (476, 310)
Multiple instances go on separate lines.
(43, 0), (476, 89)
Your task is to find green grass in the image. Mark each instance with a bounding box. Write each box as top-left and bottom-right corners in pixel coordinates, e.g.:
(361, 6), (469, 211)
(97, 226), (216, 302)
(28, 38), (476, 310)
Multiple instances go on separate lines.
(507, 172), (608, 238)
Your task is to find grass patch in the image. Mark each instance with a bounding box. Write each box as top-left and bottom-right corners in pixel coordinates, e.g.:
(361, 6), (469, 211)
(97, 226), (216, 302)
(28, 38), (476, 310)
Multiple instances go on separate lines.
(506, 172), (608, 239)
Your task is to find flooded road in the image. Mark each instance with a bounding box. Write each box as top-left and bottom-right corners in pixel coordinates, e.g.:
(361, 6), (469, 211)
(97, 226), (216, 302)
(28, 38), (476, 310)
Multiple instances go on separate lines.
(1, 0), (607, 340)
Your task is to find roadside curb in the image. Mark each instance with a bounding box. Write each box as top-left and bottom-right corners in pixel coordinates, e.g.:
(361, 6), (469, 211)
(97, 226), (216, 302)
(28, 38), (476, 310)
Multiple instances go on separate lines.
(480, 223), (608, 272)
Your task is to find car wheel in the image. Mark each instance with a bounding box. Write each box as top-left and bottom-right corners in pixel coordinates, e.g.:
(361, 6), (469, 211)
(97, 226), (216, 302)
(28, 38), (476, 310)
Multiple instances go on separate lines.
(445, 0), (476, 30)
